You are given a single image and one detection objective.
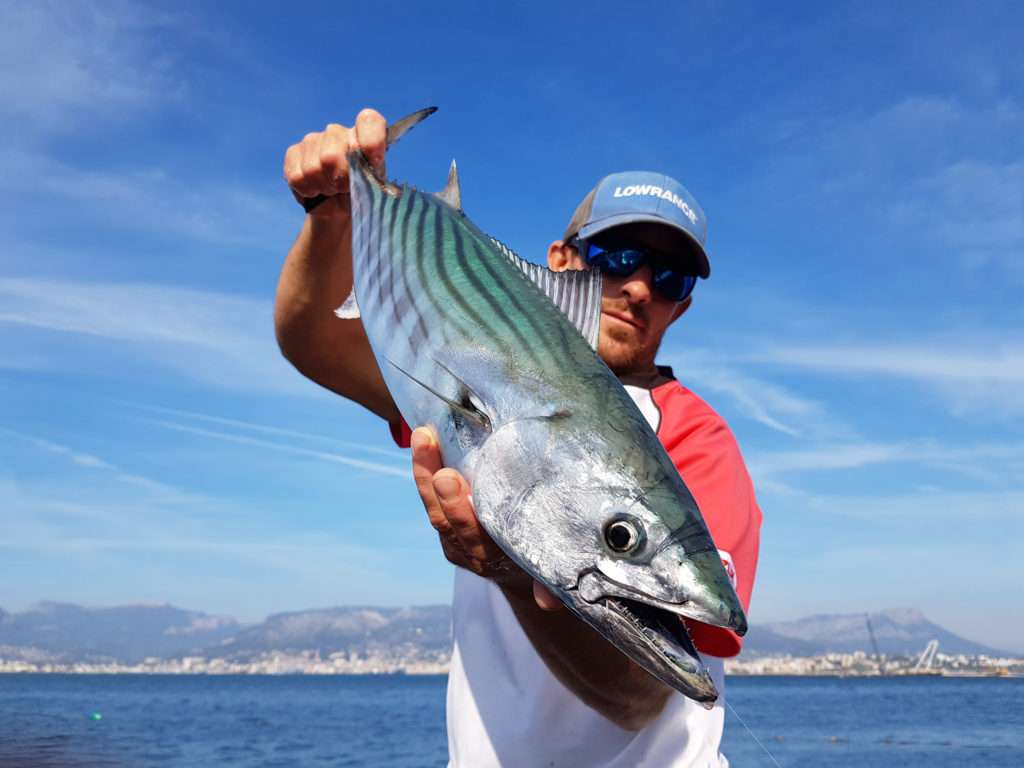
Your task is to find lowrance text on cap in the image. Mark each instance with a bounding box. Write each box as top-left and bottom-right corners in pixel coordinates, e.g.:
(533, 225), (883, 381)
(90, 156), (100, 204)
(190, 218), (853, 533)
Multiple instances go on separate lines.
(564, 170), (710, 279)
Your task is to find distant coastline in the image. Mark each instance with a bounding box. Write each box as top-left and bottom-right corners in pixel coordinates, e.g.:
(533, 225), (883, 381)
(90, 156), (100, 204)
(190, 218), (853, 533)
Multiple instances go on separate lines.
(3, 650), (1022, 678)
(3, 602), (1021, 682)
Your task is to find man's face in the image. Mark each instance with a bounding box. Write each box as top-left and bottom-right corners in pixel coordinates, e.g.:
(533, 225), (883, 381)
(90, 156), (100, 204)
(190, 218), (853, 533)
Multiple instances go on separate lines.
(548, 228), (691, 376)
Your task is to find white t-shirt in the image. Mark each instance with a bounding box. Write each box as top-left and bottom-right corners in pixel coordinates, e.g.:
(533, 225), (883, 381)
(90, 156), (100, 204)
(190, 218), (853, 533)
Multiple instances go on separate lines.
(444, 385), (730, 767)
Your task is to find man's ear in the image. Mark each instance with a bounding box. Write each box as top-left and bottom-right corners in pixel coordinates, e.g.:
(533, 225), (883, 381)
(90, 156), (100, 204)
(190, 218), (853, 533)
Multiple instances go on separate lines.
(670, 296), (693, 324)
(547, 240), (581, 272)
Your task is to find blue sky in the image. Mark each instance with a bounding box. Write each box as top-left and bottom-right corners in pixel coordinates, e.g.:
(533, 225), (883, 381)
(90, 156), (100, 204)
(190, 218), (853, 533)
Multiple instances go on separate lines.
(2, 1), (1022, 652)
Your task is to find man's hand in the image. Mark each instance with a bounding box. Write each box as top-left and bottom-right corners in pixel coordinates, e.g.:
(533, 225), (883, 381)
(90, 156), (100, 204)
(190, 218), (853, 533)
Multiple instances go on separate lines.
(275, 107), (402, 424)
(282, 108), (388, 221)
(410, 427), (562, 611)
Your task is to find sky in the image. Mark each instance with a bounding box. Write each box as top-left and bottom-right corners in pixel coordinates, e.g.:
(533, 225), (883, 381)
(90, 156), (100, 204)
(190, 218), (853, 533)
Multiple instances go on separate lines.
(1, 1), (1022, 652)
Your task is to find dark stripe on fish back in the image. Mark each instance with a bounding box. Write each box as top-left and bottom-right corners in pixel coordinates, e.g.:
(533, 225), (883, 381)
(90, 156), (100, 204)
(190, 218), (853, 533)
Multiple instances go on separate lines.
(381, 192), (410, 344)
(429, 197), (510, 354)
(463, 232), (570, 371)
(372, 181), (391, 314)
(412, 192), (478, 346)
(394, 191), (442, 352)
(490, 234), (581, 367)
(461, 219), (590, 368)
(450, 222), (542, 369)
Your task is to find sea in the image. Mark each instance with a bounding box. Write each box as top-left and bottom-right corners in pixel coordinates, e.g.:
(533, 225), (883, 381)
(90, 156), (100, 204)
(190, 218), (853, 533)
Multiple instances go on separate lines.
(0, 674), (1021, 767)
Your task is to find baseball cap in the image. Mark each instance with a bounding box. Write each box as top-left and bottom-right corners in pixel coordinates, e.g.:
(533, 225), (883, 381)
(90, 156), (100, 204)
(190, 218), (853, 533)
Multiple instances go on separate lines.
(563, 171), (710, 279)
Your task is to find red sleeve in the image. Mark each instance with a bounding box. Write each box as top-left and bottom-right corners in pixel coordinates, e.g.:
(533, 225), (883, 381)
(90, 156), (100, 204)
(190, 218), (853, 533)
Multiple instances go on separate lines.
(653, 383), (762, 658)
(390, 418), (413, 449)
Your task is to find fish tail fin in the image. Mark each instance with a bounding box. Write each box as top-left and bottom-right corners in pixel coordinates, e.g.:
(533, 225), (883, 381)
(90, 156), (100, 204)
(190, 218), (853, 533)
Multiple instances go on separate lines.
(351, 107), (438, 194)
(386, 107), (438, 149)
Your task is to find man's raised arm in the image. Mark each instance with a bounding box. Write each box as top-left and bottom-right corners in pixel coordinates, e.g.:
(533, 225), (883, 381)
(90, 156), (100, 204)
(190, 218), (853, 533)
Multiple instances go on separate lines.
(274, 108), (400, 424)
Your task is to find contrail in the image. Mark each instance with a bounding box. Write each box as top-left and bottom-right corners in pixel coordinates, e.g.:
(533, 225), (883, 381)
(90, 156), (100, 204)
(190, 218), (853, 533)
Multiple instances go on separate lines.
(148, 419), (409, 479)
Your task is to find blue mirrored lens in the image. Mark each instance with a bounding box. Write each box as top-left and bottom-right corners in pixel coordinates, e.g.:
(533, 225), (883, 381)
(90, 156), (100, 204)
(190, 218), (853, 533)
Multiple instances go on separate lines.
(583, 244), (643, 276)
(582, 241), (697, 302)
(652, 268), (696, 302)
(603, 249), (646, 275)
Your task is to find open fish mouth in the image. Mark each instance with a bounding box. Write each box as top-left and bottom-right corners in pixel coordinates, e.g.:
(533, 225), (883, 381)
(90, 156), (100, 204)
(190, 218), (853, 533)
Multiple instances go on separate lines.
(596, 595), (719, 705)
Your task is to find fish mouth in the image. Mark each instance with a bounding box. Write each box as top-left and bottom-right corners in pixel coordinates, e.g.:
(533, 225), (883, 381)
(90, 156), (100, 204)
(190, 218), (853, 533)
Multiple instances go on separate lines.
(572, 591), (719, 706)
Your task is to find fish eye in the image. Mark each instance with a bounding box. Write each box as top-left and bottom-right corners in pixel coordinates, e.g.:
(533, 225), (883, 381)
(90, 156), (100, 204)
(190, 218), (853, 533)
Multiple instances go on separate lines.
(604, 517), (643, 554)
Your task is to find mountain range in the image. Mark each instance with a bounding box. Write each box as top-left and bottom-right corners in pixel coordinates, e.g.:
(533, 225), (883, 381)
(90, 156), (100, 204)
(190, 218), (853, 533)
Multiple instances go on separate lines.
(743, 608), (1009, 657)
(0, 602), (1014, 665)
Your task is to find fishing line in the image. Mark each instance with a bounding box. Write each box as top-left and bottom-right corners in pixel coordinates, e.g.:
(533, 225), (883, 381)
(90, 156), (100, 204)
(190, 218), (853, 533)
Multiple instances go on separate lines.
(725, 699), (783, 768)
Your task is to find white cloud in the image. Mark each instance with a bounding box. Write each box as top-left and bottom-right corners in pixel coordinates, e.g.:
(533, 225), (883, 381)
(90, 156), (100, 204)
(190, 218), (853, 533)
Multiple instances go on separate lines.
(0, 3), (291, 251)
(897, 159), (1024, 273)
(749, 442), (903, 477)
(3, 431), (116, 471)
(661, 347), (846, 439)
(748, 439), (1024, 484)
(758, 341), (1024, 383)
(0, 148), (293, 250)
(0, 485), (425, 608)
(750, 94), (1024, 278)
(0, 0), (184, 131)
(0, 276), (311, 396)
(762, 479), (1024, 523)
(751, 340), (1024, 417)
(0, 427), (202, 504)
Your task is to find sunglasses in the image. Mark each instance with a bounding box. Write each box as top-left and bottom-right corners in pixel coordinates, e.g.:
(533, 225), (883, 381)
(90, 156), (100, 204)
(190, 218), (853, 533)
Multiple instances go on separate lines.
(572, 238), (698, 303)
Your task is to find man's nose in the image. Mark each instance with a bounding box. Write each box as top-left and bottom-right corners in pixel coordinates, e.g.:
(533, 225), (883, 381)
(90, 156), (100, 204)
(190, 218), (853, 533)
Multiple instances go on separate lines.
(620, 265), (654, 305)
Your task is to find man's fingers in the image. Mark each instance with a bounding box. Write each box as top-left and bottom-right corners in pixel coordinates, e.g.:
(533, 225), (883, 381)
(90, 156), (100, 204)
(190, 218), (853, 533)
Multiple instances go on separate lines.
(319, 123), (349, 194)
(411, 427), (449, 534)
(433, 469), (505, 565)
(282, 108), (387, 210)
(411, 426), (509, 579)
(411, 428), (471, 568)
(297, 132), (326, 197)
(533, 581), (564, 612)
(283, 143), (304, 190)
(285, 138), (318, 198)
(354, 108), (388, 174)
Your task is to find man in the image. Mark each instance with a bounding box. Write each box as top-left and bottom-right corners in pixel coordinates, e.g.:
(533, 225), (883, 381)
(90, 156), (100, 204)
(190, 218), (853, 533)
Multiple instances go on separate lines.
(276, 108), (761, 766)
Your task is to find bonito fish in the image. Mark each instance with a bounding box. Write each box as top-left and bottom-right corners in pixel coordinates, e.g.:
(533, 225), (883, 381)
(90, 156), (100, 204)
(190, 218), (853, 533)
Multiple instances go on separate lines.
(339, 108), (747, 704)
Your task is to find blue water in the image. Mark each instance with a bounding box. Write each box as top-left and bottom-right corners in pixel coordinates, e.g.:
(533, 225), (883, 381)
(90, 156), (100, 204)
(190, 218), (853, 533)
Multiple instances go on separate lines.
(0, 674), (1021, 767)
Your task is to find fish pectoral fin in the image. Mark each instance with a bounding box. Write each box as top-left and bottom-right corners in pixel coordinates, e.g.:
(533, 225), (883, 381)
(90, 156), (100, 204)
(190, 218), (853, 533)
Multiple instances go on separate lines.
(434, 159), (462, 212)
(387, 359), (491, 432)
(334, 290), (360, 319)
(487, 237), (603, 351)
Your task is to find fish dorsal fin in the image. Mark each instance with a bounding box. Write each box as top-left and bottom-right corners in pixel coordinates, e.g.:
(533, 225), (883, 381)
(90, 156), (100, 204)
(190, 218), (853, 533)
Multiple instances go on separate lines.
(489, 237), (602, 350)
(435, 159), (462, 211)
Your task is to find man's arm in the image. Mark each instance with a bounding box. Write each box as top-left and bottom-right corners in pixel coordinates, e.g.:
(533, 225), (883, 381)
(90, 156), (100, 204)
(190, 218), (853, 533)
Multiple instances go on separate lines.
(274, 109), (400, 424)
(411, 428), (674, 731)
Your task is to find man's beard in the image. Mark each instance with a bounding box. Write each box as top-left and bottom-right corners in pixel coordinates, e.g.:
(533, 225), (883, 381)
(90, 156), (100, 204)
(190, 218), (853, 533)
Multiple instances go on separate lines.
(599, 319), (656, 375)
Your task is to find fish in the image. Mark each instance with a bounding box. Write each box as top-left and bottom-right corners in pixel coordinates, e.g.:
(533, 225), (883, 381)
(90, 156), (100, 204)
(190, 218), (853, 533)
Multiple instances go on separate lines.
(339, 107), (747, 705)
